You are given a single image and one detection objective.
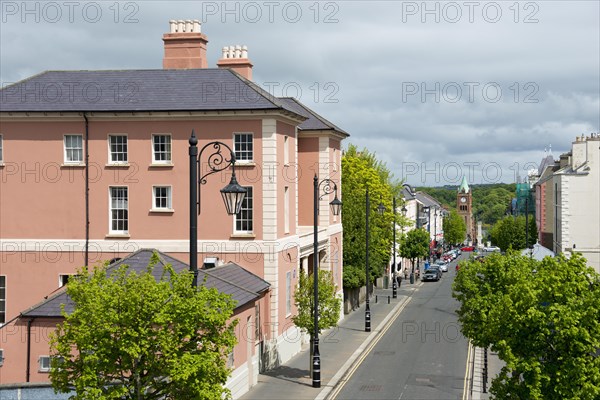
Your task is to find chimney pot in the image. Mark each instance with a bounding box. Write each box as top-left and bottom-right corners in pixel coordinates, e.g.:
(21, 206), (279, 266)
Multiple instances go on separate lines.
(163, 19), (209, 69)
(217, 43), (253, 80)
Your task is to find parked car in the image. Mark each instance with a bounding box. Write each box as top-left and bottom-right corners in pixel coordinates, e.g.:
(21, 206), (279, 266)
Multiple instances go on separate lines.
(461, 246), (475, 252)
(422, 268), (440, 281)
(437, 262), (448, 272)
(484, 246), (501, 252)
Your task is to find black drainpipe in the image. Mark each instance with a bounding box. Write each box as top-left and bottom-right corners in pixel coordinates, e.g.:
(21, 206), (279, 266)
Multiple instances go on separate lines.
(26, 318), (33, 382)
(84, 113), (90, 268)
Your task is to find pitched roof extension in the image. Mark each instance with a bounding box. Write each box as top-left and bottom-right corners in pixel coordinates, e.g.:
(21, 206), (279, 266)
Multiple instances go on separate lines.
(20, 249), (270, 318)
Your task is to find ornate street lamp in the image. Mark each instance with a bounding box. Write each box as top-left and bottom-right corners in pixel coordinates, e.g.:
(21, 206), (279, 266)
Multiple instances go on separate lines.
(189, 130), (247, 287)
(312, 175), (342, 388)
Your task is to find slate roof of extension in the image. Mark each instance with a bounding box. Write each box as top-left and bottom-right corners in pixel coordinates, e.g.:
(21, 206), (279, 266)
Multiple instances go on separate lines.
(0, 69), (307, 116)
(20, 249), (270, 318)
(278, 97), (349, 136)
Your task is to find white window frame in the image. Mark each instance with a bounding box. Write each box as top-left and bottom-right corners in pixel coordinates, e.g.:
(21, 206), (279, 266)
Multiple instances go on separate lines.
(0, 134), (4, 163)
(152, 134), (172, 165)
(284, 186), (289, 234)
(152, 186), (173, 211)
(63, 134), (83, 164)
(233, 133), (253, 163)
(109, 186), (129, 234)
(108, 134), (128, 164)
(0, 349), (4, 367)
(39, 356), (51, 372)
(59, 274), (74, 287)
(0, 276), (5, 325)
(234, 186), (253, 234)
(286, 271), (292, 316)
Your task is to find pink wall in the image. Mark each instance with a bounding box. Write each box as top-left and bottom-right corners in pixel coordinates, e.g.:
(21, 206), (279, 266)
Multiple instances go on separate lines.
(297, 137), (319, 227)
(276, 121), (297, 237)
(0, 119), (263, 241)
(276, 246), (299, 337)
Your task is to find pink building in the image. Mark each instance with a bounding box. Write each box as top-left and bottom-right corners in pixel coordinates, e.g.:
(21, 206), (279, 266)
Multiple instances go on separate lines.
(0, 20), (347, 398)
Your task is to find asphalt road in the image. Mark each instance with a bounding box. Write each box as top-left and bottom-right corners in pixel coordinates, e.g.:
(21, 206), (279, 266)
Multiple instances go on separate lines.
(333, 255), (469, 400)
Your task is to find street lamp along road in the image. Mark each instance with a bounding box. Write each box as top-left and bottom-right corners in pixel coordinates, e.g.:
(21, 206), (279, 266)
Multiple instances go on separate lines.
(312, 175), (342, 388)
(189, 129), (247, 287)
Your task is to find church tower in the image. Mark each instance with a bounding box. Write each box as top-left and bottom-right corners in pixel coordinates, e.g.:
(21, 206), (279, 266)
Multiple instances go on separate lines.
(457, 176), (476, 244)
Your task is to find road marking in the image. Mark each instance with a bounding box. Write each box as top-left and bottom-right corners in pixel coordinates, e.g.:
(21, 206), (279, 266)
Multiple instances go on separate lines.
(324, 293), (414, 400)
(462, 340), (473, 400)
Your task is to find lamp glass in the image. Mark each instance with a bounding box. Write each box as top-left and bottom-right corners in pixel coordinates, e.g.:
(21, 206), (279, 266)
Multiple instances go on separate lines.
(220, 177), (247, 215)
(329, 196), (342, 216)
(377, 203), (386, 215)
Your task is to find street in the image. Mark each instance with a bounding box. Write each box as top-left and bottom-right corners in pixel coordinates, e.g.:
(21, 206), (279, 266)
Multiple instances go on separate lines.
(332, 255), (469, 400)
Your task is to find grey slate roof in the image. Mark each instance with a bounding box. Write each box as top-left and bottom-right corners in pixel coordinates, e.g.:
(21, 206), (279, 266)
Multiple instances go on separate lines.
(537, 155), (556, 175)
(20, 249), (270, 318)
(416, 192), (442, 209)
(0, 69), (301, 116)
(278, 97), (349, 136)
(402, 186), (416, 200)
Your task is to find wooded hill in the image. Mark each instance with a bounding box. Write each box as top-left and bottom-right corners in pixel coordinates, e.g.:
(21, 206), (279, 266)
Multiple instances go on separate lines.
(416, 183), (516, 229)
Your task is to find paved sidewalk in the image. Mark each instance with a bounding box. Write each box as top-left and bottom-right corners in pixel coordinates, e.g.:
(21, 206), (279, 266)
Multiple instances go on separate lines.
(470, 346), (504, 399)
(239, 282), (422, 400)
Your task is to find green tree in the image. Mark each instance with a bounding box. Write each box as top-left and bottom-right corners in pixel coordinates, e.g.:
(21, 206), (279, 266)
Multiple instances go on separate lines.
(453, 252), (600, 399)
(342, 144), (402, 287)
(399, 228), (430, 272)
(292, 269), (342, 336)
(50, 254), (238, 400)
(489, 215), (536, 251)
(527, 214), (538, 248)
(443, 209), (467, 245)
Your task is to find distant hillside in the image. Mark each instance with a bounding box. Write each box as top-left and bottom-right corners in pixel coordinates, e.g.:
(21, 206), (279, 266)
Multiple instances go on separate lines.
(416, 183), (516, 228)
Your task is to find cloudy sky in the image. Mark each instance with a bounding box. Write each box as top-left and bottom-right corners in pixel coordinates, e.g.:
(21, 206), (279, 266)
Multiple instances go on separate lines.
(1, 1), (598, 186)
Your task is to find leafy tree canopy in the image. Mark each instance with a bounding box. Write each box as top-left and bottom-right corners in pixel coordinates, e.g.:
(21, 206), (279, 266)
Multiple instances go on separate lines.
(399, 228), (430, 264)
(342, 144), (406, 287)
(50, 254), (238, 400)
(443, 209), (467, 245)
(292, 270), (342, 336)
(453, 252), (600, 399)
(489, 215), (537, 251)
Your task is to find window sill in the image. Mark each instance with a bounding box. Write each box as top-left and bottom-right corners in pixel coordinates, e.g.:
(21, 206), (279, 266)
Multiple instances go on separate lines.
(235, 161), (256, 167)
(230, 233), (256, 239)
(105, 163), (130, 168)
(149, 209), (174, 213)
(0, 163), (4, 168)
(61, 163), (85, 168)
(149, 163), (174, 168)
(105, 234), (131, 239)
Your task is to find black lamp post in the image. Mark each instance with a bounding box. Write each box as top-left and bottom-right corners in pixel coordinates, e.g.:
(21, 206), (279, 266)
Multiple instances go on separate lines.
(433, 208), (438, 260)
(392, 198), (398, 298)
(365, 186), (372, 332)
(422, 206), (431, 263)
(189, 130), (247, 287)
(312, 175), (342, 388)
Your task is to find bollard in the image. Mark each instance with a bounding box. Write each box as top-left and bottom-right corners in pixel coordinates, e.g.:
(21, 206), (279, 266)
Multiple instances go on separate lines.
(375, 295), (378, 303)
(388, 296), (390, 304)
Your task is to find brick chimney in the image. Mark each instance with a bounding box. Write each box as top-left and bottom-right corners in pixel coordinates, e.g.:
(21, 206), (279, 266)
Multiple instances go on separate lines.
(162, 19), (208, 69)
(217, 45), (253, 80)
